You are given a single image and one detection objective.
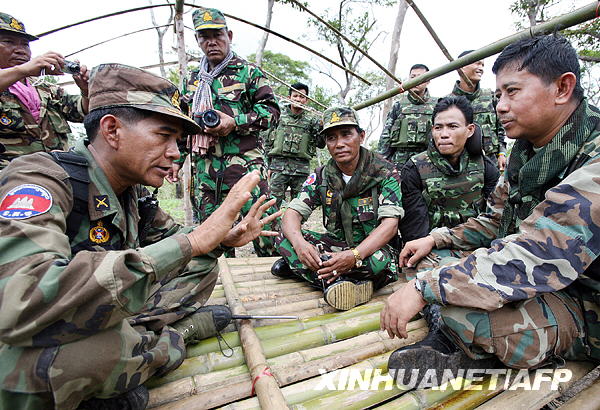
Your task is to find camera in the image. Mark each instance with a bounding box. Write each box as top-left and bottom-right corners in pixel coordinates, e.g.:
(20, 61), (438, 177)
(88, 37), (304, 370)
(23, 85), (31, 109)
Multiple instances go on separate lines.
(320, 253), (332, 262)
(62, 60), (81, 75)
(193, 109), (221, 129)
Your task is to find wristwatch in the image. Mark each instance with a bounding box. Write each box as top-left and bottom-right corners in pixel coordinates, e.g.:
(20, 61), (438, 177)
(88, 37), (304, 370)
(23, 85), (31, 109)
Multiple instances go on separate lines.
(351, 248), (363, 268)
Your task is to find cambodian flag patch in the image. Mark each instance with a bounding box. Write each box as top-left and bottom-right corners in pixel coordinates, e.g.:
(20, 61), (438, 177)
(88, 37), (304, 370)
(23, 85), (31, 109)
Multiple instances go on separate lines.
(303, 173), (317, 187)
(0, 184), (53, 220)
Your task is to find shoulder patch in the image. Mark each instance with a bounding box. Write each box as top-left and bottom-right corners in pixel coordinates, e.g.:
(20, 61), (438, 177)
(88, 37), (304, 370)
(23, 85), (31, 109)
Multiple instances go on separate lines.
(0, 184), (53, 220)
(303, 173), (317, 187)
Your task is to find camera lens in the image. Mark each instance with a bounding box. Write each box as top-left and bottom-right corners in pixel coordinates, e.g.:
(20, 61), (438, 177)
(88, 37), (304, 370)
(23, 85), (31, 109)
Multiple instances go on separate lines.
(202, 109), (221, 128)
(63, 60), (81, 75)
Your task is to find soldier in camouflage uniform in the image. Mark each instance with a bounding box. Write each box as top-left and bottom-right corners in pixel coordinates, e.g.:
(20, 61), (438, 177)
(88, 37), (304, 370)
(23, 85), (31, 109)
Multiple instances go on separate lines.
(400, 96), (499, 243)
(0, 12), (89, 170)
(381, 35), (600, 385)
(378, 64), (436, 169)
(450, 50), (507, 171)
(273, 107), (403, 310)
(0, 63), (278, 409)
(265, 82), (324, 206)
(170, 7), (280, 257)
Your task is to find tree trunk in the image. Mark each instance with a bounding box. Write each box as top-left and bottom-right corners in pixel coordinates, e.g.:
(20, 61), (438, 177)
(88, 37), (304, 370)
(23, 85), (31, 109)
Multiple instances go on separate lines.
(381, 0), (408, 124)
(256, 0), (275, 65)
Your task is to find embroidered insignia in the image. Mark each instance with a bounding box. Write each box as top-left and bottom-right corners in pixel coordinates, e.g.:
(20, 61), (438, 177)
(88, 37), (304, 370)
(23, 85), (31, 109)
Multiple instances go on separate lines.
(10, 18), (23, 31)
(0, 114), (12, 126)
(326, 190), (333, 197)
(94, 195), (110, 211)
(171, 90), (180, 108)
(326, 198), (332, 205)
(90, 221), (110, 244)
(203, 11), (212, 21)
(330, 112), (341, 123)
(0, 184), (52, 220)
(357, 197), (373, 207)
(303, 173), (316, 187)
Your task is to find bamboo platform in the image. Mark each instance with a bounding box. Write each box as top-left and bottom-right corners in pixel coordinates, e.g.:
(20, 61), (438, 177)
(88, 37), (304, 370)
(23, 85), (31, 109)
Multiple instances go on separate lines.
(145, 257), (598, 409)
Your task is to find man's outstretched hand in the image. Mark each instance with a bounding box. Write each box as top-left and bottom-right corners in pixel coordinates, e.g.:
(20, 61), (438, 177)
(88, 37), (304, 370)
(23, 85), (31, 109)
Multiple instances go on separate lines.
(222, 195), (281, 247)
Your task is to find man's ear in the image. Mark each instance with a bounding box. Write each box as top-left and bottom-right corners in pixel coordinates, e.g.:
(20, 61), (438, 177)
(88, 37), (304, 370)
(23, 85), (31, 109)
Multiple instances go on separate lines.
(359, 129), (366, 144)
(227, 30), (233, 42)
(98, 114), (122, 150)
(466, 123), (475, 138)
(555, 72), (577, 105)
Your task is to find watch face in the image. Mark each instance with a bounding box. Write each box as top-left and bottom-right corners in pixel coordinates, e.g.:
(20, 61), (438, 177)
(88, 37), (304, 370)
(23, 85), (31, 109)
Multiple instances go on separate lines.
(356, 259), (363, 268)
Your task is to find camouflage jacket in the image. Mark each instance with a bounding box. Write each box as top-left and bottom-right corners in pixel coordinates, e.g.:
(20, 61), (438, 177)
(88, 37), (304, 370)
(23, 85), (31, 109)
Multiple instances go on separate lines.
(266, 105), (323, 175)
(0, 79), (85, 169)
(177, 54), (280, 161)
(450, 81), (506, 157)
(288, 147), (403, 246)
(0, 139), (219, 393)
(378, 90), (435, 163)
(416, 100), (600, 359)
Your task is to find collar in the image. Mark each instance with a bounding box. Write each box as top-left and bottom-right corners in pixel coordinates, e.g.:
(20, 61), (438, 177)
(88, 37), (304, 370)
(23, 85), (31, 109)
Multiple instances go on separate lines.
(452, 80), (481, 101)
(407, 89), (430, 105)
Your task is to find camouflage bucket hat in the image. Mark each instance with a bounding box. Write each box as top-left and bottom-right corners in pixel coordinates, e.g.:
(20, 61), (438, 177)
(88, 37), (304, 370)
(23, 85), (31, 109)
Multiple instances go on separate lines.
(88, 64), (200, 136)
(321, 106), (360, 133)
(0, 13), (38, 41)
(192, 7), (227, 31)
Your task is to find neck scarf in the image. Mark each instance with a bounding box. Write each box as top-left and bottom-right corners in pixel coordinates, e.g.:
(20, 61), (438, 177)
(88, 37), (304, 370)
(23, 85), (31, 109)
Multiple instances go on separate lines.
(427, 138), (469, 177)
(498, 99), (593, 237)
(190, 50), (234, 155)
(9, 78), (41, 122)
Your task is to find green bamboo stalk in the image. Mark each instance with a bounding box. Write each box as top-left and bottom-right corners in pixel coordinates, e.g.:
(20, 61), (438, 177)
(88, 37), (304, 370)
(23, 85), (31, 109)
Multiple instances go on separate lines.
(353, 2), (599, 110)
(148, 326), (428, 409)
(187, 302), (384, 357)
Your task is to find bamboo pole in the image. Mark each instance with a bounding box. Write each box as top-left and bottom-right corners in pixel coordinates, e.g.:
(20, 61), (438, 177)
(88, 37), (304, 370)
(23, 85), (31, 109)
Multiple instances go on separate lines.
(149, 326), (428, 409)
(405, 0), (474, 89)
(275, 94), (323, 114)
(476, 361), (595, 410)
(217, 259), (288, 409)
(559, 378), (600, 410)
(187, 303), (385, 357)
(227, 256), (280, 266)
(150, 309), (391, 386)
(353, 1), (600, 110)
(264, 71), (326, 109)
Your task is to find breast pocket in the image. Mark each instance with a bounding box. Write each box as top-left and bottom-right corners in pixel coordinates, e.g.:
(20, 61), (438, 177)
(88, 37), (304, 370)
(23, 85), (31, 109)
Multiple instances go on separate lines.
(216, 84), (247, 118)
(47, 100), (72, 134)
(0, 101), (26, 133)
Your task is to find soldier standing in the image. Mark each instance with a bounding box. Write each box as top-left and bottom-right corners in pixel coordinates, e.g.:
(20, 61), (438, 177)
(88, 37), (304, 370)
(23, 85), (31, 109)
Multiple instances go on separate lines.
(273, 107), (403, 311)
(382, 35), (600, 386)
(0, 13), (89, 170)
(169, 7), (280, 256)
(450, 50), (507, 170)
(378, 64), (436, 169)
(0, 63), (279, 410)
(400, 96), (499, 243)
(265, 82), (324, 206)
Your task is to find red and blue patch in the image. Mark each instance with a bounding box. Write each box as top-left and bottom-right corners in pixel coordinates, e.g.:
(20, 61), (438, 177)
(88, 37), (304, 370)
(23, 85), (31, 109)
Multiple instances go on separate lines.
(0, 184), (53, 220)
(303, 173), (317, 187)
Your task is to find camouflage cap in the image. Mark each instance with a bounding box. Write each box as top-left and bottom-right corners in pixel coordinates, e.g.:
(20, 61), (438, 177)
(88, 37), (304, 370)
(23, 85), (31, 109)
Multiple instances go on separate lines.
(0, 13), (38, 41)
(192, 7), (227, 31)
(321, 106), (360, 133)
(88, 64), (200, 135)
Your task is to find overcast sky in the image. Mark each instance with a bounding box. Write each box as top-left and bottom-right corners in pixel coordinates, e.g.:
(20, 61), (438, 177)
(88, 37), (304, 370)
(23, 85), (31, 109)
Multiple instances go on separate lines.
(3, 0), (592, 137)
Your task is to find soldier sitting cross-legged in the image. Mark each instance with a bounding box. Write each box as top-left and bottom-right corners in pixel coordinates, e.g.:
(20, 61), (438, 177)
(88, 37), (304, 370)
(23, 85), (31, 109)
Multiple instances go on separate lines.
(0, 64), (280, 410)
(273, 107), (404, 311)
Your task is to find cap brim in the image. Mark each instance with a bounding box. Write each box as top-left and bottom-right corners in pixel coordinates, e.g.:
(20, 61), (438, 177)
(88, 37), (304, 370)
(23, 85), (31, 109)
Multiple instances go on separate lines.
(0, 28), (38, 41)
(321, 120), (359, 134)
(113, 103), (200, 136)
(195, 23), (227, 30)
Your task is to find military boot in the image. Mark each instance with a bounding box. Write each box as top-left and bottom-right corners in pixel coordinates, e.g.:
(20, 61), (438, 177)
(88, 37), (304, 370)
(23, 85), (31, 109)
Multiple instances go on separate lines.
(388, 327), (501, 388)
(77, 385), (149, 410)
(271, 258), (295, 279)
(324, 280), (373, 311)
(173, 305), (231, 343)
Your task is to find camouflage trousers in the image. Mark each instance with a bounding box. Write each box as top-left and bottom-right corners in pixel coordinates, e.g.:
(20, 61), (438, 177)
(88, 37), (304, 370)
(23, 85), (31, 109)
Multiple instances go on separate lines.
(416, 250), (589, 369)
(0, 257), (219, 410)
(275, 230), (399, 290)
(192, 155), (278, 257)
(269, 172), (307, 207)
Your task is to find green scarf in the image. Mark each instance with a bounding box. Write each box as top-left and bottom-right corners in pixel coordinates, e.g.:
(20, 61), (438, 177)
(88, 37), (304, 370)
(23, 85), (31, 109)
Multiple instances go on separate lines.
(499, 99), (597, 237)
(452, 80), (481, 102)
(426, 138), (470, 177)
(324, 147), (392, 246)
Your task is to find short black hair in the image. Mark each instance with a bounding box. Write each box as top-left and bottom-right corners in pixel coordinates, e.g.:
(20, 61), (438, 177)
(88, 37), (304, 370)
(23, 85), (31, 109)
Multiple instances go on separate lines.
(432, 96), (473, 125)
(84, 107), (154, 142)
(492, 35), (583, 101)
(458, 50), (475, 59)
(289, 82), (309, 96)
(410, 63), (429, 72)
